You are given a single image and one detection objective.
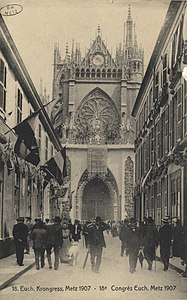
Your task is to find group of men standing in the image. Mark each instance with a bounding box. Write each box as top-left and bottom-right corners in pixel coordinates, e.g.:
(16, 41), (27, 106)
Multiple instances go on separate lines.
(12, 215), (109, 274)
(119, 215), (186, 276)
(12, 214), (187, 277)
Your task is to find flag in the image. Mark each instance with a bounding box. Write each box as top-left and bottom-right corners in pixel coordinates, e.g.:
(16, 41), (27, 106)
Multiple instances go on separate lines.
(42, 147), (67, 188)
(40, 166), (53, 189)
(13, 112), (40, 166)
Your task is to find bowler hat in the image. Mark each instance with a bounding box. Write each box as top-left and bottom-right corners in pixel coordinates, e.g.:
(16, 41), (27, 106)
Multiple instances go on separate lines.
(162, 216), (170, 223)
(53, 216), (61, 223)
(16, 217), (24, 222)
(129, 217), (136, 224)
(147, 216), (154, 224)
(95, 216), (102, 222)
(34, 217), (42, 222)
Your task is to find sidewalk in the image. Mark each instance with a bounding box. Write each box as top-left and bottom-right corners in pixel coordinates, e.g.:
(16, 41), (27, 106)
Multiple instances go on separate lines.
(156, 247), (186, 274)
(0, 246), (186, 291)
(0, 251), (35, 291)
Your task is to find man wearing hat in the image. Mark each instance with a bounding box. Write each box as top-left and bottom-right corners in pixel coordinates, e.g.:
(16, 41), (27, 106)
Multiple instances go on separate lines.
(13, 217), (29, 266)
(125, 218), (142, 273)
(87, 216), (108, 273)
(30, 218), (47, 270)
(46, 216), (63, 270)
(25, 217), (33, 254)
(159, 216), (174, 271)
(72, 219), (82, 242)
(142, 217), (158, 270)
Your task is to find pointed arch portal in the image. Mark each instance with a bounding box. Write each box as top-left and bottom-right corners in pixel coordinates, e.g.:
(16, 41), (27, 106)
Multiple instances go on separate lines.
(75, 169), (119, 221)
(82, 177), (113, 220)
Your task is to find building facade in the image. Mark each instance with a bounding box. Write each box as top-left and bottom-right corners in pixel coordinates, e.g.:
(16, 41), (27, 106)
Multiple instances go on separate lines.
(51, 6), (144, 221)
(0, 15), (63, 258)
(132, 1), (187, 228)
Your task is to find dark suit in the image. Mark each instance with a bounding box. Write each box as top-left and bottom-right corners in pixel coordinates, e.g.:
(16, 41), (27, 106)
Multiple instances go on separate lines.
(30, 227), (47, 269)
(87, 222), (107, 272)
(159, 223), (174, 271)
(125, 226), (142, 273)
(46, 223), (63, 270)
(143, 224), (158, 270)
(72, 223), (82, 241)
(13, 223), (28, 266)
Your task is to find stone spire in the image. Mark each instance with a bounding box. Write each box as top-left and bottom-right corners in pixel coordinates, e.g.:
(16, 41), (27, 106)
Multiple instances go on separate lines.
(126, 4), (133, 48)
(65, 43), (70, 63)
(71, 38), (74, 62)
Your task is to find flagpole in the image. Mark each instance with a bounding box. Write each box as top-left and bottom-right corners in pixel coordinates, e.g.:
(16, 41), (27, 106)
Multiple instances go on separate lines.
(4, 98), (56, 135)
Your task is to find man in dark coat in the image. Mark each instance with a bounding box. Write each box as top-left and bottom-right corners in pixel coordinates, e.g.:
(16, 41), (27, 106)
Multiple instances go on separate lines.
(119, 218), (129, 257)
(159, 216), (174, 271)
(72, 219), (82, 241)
(25, 217), (33, 254)
(46, 216), (63, 270)
(30, 218), (47, 270)
(87, 216), (108, 273)
(172, 217), (183, 258)
(125, 218), (142, 273)
(13, 217), (28, 266)
(142, 216), (158, 270)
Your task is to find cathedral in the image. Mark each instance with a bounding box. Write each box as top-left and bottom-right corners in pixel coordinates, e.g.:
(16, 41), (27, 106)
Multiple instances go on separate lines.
(51, 6), (144, 221)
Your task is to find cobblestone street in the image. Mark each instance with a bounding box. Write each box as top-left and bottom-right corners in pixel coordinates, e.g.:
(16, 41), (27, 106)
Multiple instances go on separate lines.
(1, 233), (187, 300)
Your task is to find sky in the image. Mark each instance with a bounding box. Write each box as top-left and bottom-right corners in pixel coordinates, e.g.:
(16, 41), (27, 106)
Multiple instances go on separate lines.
(1, 0), (170, 98)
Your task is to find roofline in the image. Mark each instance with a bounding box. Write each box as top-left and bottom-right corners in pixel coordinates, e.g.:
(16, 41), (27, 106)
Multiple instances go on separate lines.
(131, 0), (185, 117)
(0, 14), (62, 151)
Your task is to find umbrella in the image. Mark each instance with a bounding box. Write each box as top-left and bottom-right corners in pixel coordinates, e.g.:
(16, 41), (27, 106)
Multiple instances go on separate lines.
(83, 250), (90, 270)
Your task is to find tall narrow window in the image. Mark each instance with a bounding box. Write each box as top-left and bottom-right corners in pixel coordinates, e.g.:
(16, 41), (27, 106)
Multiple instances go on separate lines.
(177, 86), (183, 141)
(0, 59), (7, 112)
(149, 87), (153, 114)
(17, 89), (23, 124)
(154, 72), (159, 102)
(156, 119), (161, 160)
(151, 127), (155, 165)
(165, 106), (169, 154)
(162, 53), (168, 87)
(169, 98), (174, 149)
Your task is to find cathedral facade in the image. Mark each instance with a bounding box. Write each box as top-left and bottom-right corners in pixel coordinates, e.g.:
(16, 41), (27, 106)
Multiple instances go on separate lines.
(51, 7), (144, 221)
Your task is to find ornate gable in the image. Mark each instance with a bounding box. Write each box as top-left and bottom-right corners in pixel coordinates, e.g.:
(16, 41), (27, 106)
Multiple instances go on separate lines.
(81, 28), (117, 69)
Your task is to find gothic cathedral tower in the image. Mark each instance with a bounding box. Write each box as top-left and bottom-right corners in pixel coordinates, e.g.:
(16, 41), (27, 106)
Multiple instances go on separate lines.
(51, 5), (144, 221)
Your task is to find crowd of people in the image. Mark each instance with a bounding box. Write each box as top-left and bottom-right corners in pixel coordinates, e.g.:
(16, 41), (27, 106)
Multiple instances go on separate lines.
(118, 215), (187, 276)
(12, 215), (108, 272)
(12, 215), (187, 277)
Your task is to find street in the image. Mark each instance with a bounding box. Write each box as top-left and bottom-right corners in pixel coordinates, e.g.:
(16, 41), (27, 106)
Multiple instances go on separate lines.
(0, 233), (187, 300)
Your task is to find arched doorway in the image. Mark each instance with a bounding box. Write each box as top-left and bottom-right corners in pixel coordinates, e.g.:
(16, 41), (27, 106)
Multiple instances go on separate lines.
(75, 169), (119, 221)
(82, 177), (113, 220)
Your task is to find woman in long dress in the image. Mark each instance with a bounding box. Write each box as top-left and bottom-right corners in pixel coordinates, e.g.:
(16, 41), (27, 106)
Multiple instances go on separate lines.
(60, 222), (71, 263)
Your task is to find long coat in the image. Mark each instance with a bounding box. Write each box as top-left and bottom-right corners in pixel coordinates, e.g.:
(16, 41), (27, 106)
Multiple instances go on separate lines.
(13, 223), (28, 246)
(143, 224), (158, 261)
(172, 224), (183, 257)
(30, 227), (47, 250)
(87, 222), (108, 248)
(46, 223), (63, 248)
(159, 224), (173, 248)
(125, 226), (142, 252)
